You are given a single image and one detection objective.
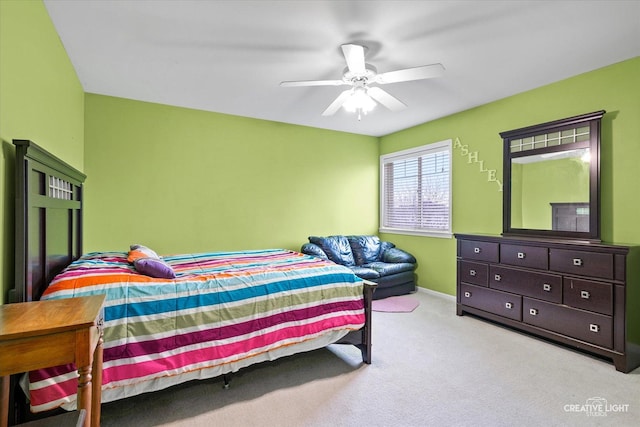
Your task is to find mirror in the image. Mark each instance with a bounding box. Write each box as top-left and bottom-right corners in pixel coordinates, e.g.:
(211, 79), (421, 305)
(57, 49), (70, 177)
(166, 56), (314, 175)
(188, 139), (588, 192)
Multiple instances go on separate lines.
(500, 110), (605, 241)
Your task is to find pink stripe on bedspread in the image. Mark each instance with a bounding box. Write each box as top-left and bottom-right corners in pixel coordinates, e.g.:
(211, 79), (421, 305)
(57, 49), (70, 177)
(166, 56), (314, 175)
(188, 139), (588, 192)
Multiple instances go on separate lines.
(108, 300), (362, 359)
(107, 314), (363, 383)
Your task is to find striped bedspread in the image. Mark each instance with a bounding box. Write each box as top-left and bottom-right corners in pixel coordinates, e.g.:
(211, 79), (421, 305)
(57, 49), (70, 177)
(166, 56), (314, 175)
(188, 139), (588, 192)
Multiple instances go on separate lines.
(29, 249), (364, 412)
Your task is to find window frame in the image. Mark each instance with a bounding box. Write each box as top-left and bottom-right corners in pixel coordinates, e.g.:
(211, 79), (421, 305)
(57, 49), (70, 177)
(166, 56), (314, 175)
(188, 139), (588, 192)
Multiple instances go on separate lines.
(379, 139), (453, 238)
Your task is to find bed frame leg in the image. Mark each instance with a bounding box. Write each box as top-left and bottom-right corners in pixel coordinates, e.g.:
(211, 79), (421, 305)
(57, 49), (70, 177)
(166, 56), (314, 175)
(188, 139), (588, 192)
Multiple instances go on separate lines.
(223, 374), (231, 389)
(362, 280), (377, 364)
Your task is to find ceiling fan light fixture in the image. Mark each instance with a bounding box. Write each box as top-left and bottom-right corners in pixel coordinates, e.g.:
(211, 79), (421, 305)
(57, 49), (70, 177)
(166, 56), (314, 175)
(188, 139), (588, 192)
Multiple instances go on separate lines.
(342, 87), (376, 119)
(281, 42), (444, 118)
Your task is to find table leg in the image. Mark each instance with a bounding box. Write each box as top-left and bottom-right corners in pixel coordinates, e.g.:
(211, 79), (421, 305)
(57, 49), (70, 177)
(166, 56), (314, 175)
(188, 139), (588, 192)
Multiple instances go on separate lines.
(1, 375), (8, 427)
(76, 365), (92, 427)
(91, 335), (103, 427)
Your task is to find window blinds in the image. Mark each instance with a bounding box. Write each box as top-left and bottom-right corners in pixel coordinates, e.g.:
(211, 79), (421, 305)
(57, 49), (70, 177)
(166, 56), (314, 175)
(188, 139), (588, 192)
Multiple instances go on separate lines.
(381, 141), (451, 236)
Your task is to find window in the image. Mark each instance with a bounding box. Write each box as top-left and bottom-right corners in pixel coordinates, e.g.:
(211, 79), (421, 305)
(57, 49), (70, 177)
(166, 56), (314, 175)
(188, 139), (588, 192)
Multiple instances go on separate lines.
(380, 139), (452, 238)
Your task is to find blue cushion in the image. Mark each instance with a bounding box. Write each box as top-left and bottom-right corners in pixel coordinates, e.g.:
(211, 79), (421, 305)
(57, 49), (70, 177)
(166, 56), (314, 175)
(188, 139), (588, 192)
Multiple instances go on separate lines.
(347, 235), (382, 265)
(309, 235), (355, 266)
(383, 248), (417, 264)
(300, 243), (328, 260)
(349, 266), (381, 280)
(378, 241), (395, 260)
(364, 262), (416, 276)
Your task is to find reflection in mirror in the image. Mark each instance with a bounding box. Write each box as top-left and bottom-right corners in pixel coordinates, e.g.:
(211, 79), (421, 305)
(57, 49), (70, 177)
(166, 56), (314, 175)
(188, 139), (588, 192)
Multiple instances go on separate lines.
(510, 148), (590, 231)
(500, 110), (605, 241)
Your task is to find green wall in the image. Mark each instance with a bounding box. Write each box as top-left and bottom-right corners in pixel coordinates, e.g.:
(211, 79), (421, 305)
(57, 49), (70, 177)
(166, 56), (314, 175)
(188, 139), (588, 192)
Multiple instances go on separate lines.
(380, 56), (640, 296)
(0, 0), (85, 304)
(83, 95), (379, 255)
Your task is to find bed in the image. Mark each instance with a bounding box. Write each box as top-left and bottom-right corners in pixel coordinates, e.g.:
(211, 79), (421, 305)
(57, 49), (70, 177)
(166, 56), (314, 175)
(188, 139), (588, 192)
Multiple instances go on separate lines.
(9, 139), (375, 419)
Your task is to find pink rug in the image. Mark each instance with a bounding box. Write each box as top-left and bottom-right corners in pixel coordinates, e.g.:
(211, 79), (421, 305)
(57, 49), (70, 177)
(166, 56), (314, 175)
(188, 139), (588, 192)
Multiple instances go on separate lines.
(372, 296), (420, 313)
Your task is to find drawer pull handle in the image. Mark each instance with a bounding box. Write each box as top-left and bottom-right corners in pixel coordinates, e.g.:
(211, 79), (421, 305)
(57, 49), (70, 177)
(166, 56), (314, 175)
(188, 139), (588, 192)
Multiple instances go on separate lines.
(589, 324), (600, 333)
(464, 291), (471, 298)
(573, 258), (583, 266)
(529, 308), (538, 316)
(494, 274), (501, 282)
(505, 302), (513, 310)
(517, 252), (525, 259)
(543, 284), (551, 292)
(469, 269), (477, 277)
(581, 290), (591, 299)
(474, 247), (481, 254)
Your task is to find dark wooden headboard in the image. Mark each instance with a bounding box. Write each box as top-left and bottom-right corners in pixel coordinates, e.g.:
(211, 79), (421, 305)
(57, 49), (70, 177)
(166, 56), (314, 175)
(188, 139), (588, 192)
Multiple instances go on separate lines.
(11, 140), (86, 303)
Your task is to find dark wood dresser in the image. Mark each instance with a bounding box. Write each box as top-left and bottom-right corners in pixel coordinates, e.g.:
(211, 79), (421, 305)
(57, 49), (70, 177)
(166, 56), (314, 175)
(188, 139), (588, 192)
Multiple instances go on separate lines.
(455, 233), (640, 373)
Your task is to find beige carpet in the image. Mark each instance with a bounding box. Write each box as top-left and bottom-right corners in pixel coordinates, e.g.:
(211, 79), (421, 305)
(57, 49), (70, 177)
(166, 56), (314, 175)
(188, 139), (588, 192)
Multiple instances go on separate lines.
(372, 295), (420, 312)
(93, 289), (640, 427)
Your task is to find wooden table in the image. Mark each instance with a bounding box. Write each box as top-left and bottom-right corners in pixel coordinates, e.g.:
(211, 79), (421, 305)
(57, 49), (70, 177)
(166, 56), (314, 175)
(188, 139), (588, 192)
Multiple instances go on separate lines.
(0, 295), (105, 427)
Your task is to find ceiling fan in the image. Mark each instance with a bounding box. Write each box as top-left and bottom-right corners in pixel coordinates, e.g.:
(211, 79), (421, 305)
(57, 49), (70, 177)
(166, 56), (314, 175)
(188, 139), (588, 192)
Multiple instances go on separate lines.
(280, 44), (445, 120)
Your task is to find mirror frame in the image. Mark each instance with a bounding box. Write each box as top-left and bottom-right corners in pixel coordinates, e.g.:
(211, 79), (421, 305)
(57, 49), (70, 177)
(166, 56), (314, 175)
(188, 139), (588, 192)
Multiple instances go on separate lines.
(500, 110), (605, 241)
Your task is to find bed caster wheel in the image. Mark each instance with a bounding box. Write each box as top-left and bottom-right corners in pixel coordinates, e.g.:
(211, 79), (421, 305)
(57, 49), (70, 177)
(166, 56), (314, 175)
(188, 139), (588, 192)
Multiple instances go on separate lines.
(223, 373), (231, 389)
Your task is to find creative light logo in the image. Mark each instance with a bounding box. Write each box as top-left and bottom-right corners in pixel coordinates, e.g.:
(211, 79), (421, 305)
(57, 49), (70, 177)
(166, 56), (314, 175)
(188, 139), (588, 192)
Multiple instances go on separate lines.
(564, 397), (629, 417)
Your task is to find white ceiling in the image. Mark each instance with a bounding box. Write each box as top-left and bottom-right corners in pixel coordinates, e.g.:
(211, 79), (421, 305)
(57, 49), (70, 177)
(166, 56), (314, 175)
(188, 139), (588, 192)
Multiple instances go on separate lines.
(43, 1), (640, 137)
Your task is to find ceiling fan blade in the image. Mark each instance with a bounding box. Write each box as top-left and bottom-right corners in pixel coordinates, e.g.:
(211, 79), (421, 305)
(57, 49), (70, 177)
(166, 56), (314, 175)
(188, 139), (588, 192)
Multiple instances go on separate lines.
(322, 90), (353, 116)
(280, 79), (346, 87)
(375, 63), (445, 84)
(367, 87), (407, 111)
(341, 44), (366, 75)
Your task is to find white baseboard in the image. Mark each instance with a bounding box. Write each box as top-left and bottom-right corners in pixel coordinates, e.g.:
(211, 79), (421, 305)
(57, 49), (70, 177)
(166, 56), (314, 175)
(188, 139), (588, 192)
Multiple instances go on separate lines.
(416, 286), (456, 301)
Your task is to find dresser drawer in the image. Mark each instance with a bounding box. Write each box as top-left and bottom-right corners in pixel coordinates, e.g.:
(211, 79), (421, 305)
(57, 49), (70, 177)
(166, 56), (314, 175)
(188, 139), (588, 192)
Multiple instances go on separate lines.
(490, 265), (562, 303)
(522, 298), (612, 348)
(460, 283), (522, 321)
(459, 261), (489, 286)
(500, 244), (548, 269)
(549, 248), (613, 279)
(459, 240), (499, 263)
(563, 278), (613, 315)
